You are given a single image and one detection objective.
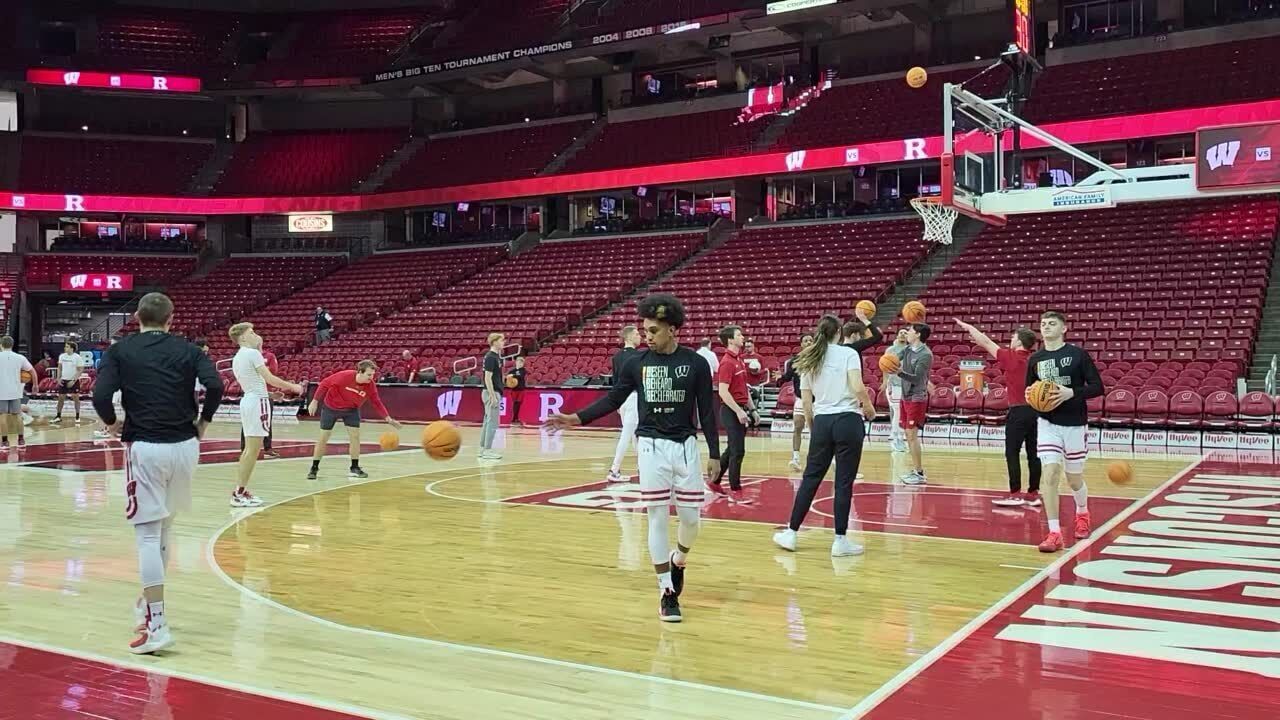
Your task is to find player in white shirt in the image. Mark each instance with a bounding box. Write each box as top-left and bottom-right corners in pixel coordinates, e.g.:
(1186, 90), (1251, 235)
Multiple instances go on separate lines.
(54, 340), (85, 424)
(773, 315), (876, 557)
(228, 323), (302, 508)
(0, 336), (36, 450)
(695, 339), (719, 379)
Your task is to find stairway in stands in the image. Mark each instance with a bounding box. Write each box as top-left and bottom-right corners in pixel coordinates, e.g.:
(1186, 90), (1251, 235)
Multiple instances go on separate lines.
(873, 215), (987, 328)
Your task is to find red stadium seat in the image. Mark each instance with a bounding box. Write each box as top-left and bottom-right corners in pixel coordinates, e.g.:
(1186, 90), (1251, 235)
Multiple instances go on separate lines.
(1167, 391), (1203, 429)
(1202, 391), (1240, 430)
(980, 387), (1009, 425)
(1239, 392), (1277, 432)
(1134, 390), (1169, 427)
(1102, 389), (1137, 427)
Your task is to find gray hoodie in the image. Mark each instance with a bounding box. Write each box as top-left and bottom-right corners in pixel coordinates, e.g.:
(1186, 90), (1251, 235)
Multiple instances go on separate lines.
(897, 344), (933, 401)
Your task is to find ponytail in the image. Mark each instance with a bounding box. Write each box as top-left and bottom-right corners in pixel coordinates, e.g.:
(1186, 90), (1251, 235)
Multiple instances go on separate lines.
(793, 315), (841, 376)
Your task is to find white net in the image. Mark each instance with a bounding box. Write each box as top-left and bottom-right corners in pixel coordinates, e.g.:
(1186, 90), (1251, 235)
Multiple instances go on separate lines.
(910, 197), (958, 245)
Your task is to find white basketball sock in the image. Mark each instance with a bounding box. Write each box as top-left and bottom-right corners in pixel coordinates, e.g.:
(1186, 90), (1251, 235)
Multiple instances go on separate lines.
(1047, 518), (1061, 533)
(135, 520), (165, 589)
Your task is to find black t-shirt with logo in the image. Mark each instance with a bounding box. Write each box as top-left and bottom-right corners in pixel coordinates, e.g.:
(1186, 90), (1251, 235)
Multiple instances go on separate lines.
(483, 351), (503, 397)
(579, 345), (720, 460)
(1024, 343), (1104, 427)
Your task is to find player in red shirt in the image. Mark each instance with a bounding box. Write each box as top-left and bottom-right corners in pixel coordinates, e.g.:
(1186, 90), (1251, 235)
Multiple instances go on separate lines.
(956, 320), (1041, 507)
(306, 360), (402, 480)
(710, 324), (755, 503)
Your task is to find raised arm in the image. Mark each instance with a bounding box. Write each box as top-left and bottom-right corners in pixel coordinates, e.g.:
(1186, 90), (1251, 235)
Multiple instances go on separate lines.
(955, 319), (999, 358)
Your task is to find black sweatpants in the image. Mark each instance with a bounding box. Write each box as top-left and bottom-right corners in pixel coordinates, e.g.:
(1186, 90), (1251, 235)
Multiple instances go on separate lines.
(788, 413), (865, 535)
(1005, 404), (1041, 493)
(714, 405), (747, 491)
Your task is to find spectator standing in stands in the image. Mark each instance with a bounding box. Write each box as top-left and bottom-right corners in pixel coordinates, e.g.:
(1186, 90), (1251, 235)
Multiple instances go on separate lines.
(0, 336), (36, 451)
(54, 340), (85, 425)
(741, 339), (770, 386)
(608, 325), (641, 482)
(509, 356), (528, 426)
(778, 332), (814, 470)
(479, 333), (505, 461)
(314, 306), (333, 346)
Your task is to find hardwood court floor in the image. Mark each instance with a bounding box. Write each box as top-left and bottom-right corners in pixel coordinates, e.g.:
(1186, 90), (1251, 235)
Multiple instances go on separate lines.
(0, 420), (1194, 719)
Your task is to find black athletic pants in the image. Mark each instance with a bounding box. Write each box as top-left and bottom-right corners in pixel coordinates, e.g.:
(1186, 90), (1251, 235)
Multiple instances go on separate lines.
(715, 405), (747, 491)
(1006, 404), (1040, 493)
(789, 413), (865, 535)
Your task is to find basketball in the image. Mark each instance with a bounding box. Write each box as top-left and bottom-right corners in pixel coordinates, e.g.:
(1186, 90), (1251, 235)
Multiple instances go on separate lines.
(906, 66), (928, 89)
(505, 374), (518, 389)
(855, 300), (877, 318)
(423, 420), (462, 460)
(1107, 461), (1134, 485)
(902, 300), (926, 323)
(878, 353), (901, 373)
(378, 431), (400, 451)
(20, 370), (32, 384)
(1025, 380), (1060, 412)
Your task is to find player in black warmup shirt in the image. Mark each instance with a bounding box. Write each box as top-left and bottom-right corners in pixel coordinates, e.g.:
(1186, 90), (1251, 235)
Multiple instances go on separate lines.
(1023, 311), (1105, 553)
(547, 294), (719, 623)
(92, 292), (223, 655)
(779, 332), (814, 470)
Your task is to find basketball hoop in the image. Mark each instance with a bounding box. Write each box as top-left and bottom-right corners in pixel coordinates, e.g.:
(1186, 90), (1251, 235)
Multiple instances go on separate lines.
(911, 197), (958, 245)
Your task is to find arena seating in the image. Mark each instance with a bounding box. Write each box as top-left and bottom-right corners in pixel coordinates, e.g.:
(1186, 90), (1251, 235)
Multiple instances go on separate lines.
(562, 108), (765, 173)
(530, 218), (931, 383)
(210, 246), (504, 366)
(773, 66), (1010, 151)
(380, 120), (592, 191)
(126, 255), (344, 338)
(91, 7), (240, 74)
(581, 0), (755, 30)
(1026, 36), (1280, 123)
(903, 197), (1278, 421)
(252, 8), (441, 80)
(23, 254), (196, 288)
(18, 136), (213, 195)
(213, 129), (407, 196)
(283, 233), (705, 380)
(414, 0), (569, 60)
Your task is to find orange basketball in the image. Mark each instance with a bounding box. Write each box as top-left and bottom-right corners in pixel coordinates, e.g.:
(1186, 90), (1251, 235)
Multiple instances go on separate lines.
(378, 431), (400, 451)
(878, 353), (901, 374)
(505, 375), (519, 389)
(19, 370), (32, 384)
(423, 420), (462, 460)
(902, 300), (926, 323)
(1107, 461), (1134, 485)
(906, 66), (928, 89)
(1025, 380), (1060, 413)
(855, 300), (877, 318)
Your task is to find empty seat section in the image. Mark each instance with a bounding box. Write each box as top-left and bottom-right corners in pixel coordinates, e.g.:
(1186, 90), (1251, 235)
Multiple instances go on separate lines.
(23, 254), (196, 287)
(531, 219), (932, 383)
(92, 7), (240, 73)
(286, 233), (704, 379)
(562, 108), (764, 173)
(253, 9), (441, 79)
(19, 136), (213, 195)
(381, 120), (590, 191)
(213, 129), (407, 196)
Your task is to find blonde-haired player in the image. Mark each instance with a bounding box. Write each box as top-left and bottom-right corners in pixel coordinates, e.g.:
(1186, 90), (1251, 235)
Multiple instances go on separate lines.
(229, 322), (301, 507)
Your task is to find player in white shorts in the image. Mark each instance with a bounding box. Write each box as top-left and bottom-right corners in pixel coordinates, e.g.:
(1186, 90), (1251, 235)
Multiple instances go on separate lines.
(92, 292), (224, 655)
(1024, 311), (1104, 553)
(547, 294), (719, 623)
(228, 322), (302, 508)
(607, 325), (641, 482)
(779, 333), (814, 470)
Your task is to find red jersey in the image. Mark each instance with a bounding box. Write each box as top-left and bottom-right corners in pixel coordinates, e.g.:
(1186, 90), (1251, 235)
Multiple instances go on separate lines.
(997, 348), (1032, 406)
(716, 350), (750, 405)
(314, 369), (389, 417)
(263, 350), (278, 375)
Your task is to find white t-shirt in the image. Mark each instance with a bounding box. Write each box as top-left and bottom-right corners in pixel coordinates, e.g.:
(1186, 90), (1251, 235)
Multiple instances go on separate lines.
(232, 347), (269, 397)
(799, 343), (862, 416)
(0, 350), (33, 401)
(696, 347), (719, 379)
(58, 352), (84, 381)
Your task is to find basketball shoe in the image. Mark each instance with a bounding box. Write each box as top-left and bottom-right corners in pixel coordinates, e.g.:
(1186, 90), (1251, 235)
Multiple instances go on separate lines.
(772, 528), (798, 552)
(1037, 531), (1064, 553)
(831, 535), (864, 557)
(230, 489), (263, 507)
(1074, 511), (1092, 539)
(1024, 491), (1043, 507)
(659, 590), (682, 622)
(668, 551), (685, 597)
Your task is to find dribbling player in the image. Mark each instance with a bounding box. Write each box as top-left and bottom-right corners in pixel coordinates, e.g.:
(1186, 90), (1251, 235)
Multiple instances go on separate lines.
(607, 325), (641, 483)
(92, 292), (224, 654)
(306, 360), (402, 480)
(1024, 311), (1104, 552)
(228, 322), (302, 507)
(546, 294), (719, 623)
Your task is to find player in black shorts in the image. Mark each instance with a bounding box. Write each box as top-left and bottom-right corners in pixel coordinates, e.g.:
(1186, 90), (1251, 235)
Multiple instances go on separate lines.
(547, 294), (719, 623)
